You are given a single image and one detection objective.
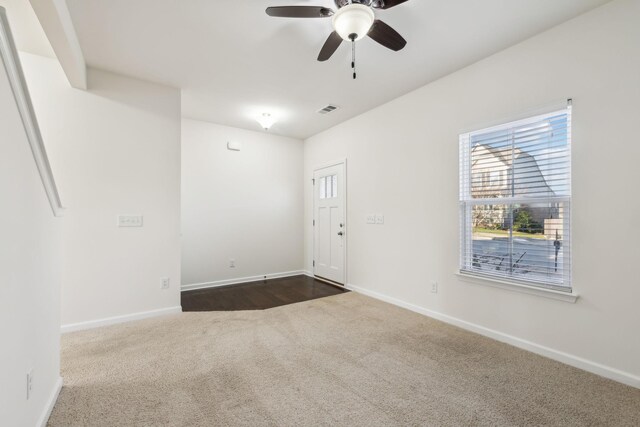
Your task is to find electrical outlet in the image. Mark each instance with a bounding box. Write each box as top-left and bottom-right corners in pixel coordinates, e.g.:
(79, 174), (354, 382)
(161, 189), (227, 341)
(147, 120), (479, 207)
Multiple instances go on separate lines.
(161, 277), (170, 290)
(431, 282), (438, 293)
(117, 214), (143, 227)
(375, 214), (384, 225)
(229, 259), (236, 268)
(366, 214), (376, 224)
(26, 369), (33, 400)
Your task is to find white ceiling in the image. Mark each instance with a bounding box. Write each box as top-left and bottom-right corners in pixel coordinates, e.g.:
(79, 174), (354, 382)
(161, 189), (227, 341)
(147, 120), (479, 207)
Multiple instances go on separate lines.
(27, 0), (614, 139)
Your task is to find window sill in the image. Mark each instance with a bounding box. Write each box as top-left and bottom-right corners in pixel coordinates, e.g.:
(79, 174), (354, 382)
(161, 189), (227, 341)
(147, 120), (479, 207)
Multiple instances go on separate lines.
(455, 272), (579, 303)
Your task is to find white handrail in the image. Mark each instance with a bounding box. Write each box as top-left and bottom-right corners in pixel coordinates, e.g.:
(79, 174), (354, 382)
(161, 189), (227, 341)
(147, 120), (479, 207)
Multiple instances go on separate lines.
(0, 7), (64, 217)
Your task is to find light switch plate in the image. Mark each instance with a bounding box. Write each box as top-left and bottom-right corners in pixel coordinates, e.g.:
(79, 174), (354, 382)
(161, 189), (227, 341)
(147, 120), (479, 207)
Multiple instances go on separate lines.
(375, 214), (384, 224)
(366, 214), (376, 224)
(117, 215), (143, 227)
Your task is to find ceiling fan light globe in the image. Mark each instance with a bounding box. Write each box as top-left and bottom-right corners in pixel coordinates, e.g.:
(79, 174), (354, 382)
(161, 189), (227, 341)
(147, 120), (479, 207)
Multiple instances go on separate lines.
(332, 4), (375, 42)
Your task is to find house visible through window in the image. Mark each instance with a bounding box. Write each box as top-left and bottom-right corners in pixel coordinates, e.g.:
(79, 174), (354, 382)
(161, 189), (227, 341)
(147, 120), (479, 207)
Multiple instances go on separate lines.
(459, 106), (572, 290)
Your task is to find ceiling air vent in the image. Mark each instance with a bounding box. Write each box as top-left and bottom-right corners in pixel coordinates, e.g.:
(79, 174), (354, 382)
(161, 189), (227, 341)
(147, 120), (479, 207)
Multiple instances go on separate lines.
(317, 104), (339, 115)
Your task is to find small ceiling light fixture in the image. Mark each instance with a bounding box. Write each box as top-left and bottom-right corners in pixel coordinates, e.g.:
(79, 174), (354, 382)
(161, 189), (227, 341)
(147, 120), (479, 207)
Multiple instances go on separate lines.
(256, 113), (276, 130)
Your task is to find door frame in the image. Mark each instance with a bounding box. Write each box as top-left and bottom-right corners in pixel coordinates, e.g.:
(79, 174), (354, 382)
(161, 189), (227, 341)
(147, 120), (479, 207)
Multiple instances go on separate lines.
(312, 158), (347, 287)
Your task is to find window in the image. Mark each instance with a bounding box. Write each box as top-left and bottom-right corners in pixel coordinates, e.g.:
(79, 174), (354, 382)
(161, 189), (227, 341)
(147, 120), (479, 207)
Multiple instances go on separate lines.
(319, 175), (338, 199)
(489, 170), (501, 187)
(459, 107), (571, 291)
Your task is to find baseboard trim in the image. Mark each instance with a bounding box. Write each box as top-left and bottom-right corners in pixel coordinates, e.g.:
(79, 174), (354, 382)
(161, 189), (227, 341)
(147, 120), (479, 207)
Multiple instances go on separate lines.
(37, 376), (62, 427)
(181, 270), (307, 292)
(347, 284), (640, 389)
(61, 306), (182, 333)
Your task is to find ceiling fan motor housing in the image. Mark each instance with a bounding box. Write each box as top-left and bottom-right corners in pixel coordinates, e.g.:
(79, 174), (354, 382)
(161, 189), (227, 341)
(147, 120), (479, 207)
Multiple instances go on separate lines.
(335, 0), (379, 9)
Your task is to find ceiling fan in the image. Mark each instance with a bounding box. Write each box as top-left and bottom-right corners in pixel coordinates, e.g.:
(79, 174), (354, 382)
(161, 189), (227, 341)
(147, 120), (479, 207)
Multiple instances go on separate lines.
(266, 0), (409, 78)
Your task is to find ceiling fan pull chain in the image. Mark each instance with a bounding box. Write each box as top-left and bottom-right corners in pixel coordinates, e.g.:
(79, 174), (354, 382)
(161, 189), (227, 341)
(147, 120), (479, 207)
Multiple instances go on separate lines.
(352, 38), (357, 79)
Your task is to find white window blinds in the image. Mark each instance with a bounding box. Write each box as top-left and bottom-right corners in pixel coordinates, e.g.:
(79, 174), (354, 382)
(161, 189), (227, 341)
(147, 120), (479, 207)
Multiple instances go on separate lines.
(459, 106), (572, 290)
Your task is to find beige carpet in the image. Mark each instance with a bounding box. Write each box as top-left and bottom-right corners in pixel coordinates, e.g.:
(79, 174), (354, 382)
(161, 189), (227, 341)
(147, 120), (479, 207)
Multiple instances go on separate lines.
(49, 293), (640, 426)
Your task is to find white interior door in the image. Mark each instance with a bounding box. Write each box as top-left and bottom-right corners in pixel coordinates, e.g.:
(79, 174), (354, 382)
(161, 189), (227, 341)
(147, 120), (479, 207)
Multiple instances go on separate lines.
(313, 162), (346, 284)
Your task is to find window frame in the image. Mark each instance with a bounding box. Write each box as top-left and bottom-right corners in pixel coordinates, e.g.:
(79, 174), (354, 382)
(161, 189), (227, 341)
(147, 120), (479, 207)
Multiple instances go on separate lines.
(459, 106), (572, 294)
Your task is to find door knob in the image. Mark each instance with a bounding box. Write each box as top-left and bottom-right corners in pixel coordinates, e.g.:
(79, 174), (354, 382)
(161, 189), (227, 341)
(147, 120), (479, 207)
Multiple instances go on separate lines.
(337, 231), (344, 236)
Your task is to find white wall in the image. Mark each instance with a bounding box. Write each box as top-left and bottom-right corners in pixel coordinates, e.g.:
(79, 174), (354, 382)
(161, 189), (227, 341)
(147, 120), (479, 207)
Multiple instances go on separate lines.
(181, 119), (304, 288)
(0, 45), (61, 426)
(304, 0), (640, 385)
(21, 53), (182, 328)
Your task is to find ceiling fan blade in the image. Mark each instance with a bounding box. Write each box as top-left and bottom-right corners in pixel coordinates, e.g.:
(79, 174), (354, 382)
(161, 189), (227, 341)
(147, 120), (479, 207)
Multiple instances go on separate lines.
(368, 20), (407, 51)
(266, 6), (334, 18)
(318, 31), (343, 61)
(375, 0), (410, 10)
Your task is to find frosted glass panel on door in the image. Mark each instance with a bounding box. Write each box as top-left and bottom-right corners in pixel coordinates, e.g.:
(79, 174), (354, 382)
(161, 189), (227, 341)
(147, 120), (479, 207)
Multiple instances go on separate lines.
(320, 174), (338, 198)
(331, 175), (338, 198)
(319, 177), (326, 199)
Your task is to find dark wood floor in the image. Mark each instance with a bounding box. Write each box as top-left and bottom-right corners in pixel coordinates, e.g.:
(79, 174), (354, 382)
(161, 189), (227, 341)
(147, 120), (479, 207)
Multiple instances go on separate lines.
(181, 275), (348, 311)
